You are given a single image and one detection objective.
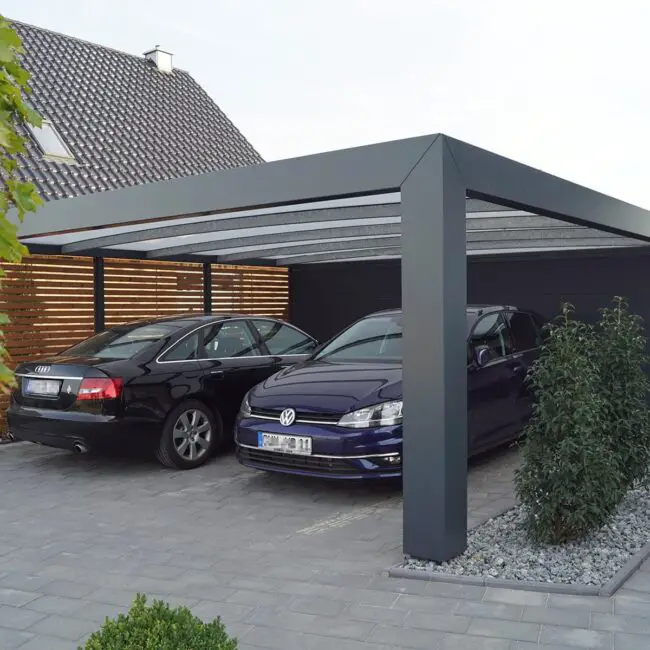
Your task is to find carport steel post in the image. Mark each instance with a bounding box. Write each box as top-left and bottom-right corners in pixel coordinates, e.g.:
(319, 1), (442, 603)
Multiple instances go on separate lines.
(15, 133), (650, 563)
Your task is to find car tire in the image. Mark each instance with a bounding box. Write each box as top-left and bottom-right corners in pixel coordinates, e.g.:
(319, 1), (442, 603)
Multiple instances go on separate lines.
(156, 400), (221, 470)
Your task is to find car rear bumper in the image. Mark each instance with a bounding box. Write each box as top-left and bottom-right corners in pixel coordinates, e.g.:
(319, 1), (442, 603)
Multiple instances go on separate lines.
(235, 416), (402, 479)
(7, 404), (161, 452)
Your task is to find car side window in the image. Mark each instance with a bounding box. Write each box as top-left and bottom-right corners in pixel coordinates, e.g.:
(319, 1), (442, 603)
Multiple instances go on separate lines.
(251, 320), (316, 355)
(506, 311), (542, 351)
(470, 312), (514, 360)
(203, 321), (260, 359)
(161, 332), (200, 362)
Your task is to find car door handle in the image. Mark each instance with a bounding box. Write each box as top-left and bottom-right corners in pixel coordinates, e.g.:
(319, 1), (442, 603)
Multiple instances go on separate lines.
(510, 364), (526, 375)
(210, 370), (224, 378)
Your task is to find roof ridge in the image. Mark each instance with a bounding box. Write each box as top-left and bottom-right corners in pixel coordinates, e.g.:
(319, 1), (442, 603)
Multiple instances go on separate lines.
(7, 17), (190, 74)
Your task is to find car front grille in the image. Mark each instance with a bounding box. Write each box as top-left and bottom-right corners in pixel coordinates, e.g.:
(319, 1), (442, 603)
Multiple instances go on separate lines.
(250, 407), (340, 424)
(238, 447), (357, 475)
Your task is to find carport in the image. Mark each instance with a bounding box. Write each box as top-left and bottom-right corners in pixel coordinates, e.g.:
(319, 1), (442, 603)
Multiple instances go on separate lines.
(13, 133), (650, 563)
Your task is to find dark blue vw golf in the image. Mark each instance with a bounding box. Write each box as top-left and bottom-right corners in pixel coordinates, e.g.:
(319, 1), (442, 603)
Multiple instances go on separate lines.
(235, 306), (544, 479)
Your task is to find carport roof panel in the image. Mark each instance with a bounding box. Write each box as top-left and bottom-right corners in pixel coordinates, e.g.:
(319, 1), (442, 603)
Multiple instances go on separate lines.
(15, 133), (650, 265)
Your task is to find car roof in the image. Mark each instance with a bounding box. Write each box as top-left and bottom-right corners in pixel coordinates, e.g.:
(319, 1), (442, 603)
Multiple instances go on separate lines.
(112, 313), (267, 331)
(366, 305), (518, 319)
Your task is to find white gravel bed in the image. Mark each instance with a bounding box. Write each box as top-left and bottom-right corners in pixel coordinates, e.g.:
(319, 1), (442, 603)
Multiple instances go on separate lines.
(402, 488), (650, 586)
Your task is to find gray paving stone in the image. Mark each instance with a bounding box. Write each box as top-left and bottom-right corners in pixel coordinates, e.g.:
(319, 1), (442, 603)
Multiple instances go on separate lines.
(592, 612), (650, 635)
(0, 626), (34, 649)
(70, 600), (128, 624)
(0, 604), (45, 630)
(245, 607), (375, 640)
(368, 624), (445, 648)
(15, 635), (73, 650)
(393, 593), (460, 613)
(614, 594), (650, 619)
(467, 618), (541, 643)
(0, 573), (53, 592)
(614, 632), (650, 650)
(440, 634), (511, 649)
(522, 605), (591, 628)
(538, 626), (613, 649)
(23, 595), (84, 615)
(0, 587), (40, 607)
(455, 600), (523, 621)
(547, 594), (612, 613)
(27, 613), (99, 641)
(39, 579), (97, 599)
(287, 595), (349, 617)
(346, 602), (408, 625)
(405, 611), (471, 633)
(189, 600), (254, 624)
(621, 571), (650, 594)
(484, 587), (548, 607)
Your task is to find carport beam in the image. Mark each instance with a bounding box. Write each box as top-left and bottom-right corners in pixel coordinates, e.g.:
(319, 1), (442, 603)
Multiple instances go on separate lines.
(401, 137), (468, 562)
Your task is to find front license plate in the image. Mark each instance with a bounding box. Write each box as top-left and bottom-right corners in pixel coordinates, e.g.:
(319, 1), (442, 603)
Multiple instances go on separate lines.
(257, 432), (312, 456)
(24, 378), (61, 396)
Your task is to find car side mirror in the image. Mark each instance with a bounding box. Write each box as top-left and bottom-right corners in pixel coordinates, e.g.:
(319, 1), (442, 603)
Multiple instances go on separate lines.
(473, 345), (491, 368)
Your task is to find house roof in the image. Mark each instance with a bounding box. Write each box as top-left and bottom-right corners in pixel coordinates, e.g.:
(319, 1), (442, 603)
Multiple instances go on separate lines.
(10, 19), (264, 201)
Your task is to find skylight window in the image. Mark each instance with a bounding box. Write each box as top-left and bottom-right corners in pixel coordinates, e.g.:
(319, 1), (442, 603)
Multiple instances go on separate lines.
(28, 120), (75, 162)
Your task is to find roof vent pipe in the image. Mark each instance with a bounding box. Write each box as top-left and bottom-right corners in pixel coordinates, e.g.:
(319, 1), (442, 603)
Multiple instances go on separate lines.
(144, 46), (173, 73)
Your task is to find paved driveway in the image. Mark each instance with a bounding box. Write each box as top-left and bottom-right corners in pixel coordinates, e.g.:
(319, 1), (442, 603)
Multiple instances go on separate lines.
(0, 442), (649, 649)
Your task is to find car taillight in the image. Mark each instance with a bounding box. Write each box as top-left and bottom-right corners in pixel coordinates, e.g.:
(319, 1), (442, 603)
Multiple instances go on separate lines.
(77, 378), (123, 401)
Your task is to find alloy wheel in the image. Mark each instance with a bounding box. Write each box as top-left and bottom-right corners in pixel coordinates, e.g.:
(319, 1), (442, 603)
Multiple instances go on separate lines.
(172, 409), (212, 461)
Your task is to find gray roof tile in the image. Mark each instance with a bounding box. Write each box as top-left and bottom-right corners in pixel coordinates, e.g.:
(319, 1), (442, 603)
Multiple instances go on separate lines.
(10, 19), (264, 201)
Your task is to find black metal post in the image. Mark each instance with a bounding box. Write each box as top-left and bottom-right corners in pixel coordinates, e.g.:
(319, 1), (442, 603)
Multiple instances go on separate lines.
(93, 257), (105, 333)
(400, 137), (468, 562)
(203, 263), (212, 315)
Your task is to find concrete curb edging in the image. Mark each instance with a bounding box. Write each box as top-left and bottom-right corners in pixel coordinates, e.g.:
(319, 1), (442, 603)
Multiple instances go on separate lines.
(388, 539), (650, 597)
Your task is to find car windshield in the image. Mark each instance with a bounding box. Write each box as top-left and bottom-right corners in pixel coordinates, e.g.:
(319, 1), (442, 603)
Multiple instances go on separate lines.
(60, 324), (178, 360)
(314, 314), (403, 362)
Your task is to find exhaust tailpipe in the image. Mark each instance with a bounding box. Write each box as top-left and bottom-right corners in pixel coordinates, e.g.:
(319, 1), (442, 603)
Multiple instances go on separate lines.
(7, 432), (15, 442)
(72, 442), (88, 454)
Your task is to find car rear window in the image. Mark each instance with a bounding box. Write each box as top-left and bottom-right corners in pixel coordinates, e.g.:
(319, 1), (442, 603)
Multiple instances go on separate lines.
(61, 324), (178, 360)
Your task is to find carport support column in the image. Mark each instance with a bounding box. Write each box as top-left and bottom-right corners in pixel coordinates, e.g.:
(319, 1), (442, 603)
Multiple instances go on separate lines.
(401, 136), (468, 562)
(203, 263), (212, 315)
(93, 257), (105, 333)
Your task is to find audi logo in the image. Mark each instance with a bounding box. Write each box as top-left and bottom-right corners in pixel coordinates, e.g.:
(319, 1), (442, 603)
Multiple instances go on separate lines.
(35, 365), (51, 373)
(279, 408), (296, 427)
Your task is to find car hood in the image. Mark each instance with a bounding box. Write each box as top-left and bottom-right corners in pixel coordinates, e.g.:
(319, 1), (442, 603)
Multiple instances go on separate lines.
(250, 360), (402, 416)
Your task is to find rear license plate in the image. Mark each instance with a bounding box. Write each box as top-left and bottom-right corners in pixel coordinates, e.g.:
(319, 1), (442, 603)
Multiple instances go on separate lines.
(24, 379), (61, 396)
(257, 432), (312, 456)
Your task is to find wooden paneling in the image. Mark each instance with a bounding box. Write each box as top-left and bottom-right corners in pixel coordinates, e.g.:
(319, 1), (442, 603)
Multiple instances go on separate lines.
(0, 255), (95, 363)
(211, 265), (289, 318)
(104, 259), (205, 327)
(0, 255), (95, 434)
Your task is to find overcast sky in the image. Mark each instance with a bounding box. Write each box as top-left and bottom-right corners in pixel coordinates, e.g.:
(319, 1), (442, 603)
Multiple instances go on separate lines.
(10, 1), (650, 207)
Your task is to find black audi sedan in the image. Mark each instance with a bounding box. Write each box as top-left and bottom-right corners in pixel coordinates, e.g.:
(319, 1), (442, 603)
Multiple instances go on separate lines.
(8, 314), (317, 469)
(235, 305), (545, 480)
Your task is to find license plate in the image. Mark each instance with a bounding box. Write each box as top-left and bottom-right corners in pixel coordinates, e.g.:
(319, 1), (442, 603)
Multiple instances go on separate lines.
(24, 378), (61, 396)
(257, 432), (312, 455)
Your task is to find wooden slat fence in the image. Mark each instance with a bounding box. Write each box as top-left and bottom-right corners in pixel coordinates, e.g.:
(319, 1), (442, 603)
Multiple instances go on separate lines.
(0, 256), (289, 435)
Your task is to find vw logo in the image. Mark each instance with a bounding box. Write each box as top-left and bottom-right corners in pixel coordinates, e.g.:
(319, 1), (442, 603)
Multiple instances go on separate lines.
(35, 365), (51, 373)
(279, 408), (296, 427)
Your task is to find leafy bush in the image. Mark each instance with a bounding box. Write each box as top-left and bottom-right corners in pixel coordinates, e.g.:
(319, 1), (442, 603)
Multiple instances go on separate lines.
(79, 594), (238, 650)
(514, 303), (626, 544)
(596, 296), (650, 488)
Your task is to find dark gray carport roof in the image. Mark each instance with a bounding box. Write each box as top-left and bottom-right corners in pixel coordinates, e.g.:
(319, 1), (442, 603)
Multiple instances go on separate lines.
(12, 133), (650, 564)
(15, 134), (650, 264)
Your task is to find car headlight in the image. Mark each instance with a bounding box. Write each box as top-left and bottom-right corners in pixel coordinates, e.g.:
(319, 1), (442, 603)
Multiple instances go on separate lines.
(337, 400), (403, 429)
(240, 392), (252, 417)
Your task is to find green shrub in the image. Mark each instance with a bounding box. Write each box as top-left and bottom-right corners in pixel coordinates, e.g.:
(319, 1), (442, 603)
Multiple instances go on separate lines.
(514, 303), (626, 544)
(596, 296), (650, 488)
(79, 594), (238, 650)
